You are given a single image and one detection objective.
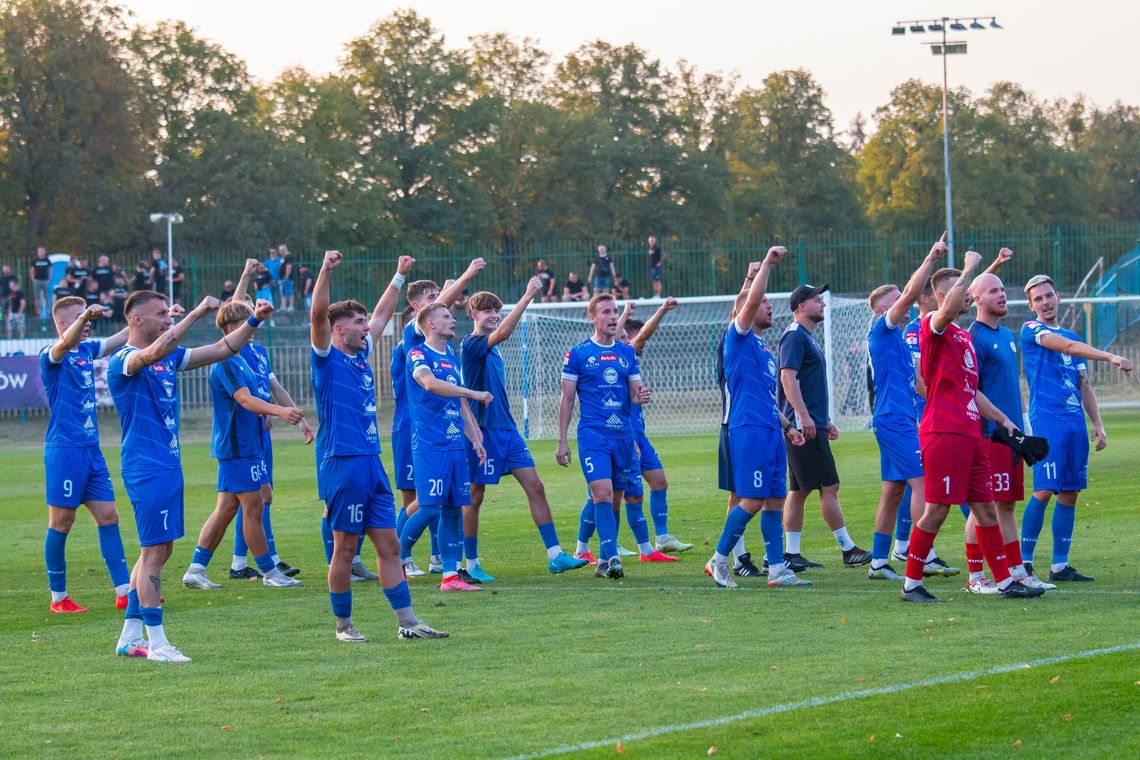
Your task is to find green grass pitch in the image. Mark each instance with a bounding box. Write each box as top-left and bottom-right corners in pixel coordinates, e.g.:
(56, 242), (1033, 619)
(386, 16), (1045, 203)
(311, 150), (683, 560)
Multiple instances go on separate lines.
(1, 413), (1137, 758)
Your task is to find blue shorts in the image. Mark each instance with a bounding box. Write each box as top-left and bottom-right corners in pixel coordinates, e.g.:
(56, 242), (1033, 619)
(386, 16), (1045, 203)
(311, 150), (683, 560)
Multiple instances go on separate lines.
(413, 447), (471, 507)
(650, 266), (663, 282)
(261, 429), (274, 485)
(122, 468), (185, 547)
(217, 455), (268, 494)
(321, 455), (396, 534)
(873, 413), (923, 483)
(593, 276), (613, 292)
(718, 425), (733, 492)
(469, 427), (535, 485)
(279, 279), (294, 297)
(392, 428), (415, 491)
(44, 446), (115, 507)
(1030, 416), (1089, 492)
(729, 425), (787, 499)
(635, 431), (664, 473)
(578, 429), (636, 492)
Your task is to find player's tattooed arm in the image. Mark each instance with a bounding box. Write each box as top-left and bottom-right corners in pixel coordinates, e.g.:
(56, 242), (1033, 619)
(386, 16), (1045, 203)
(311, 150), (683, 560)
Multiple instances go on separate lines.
(555, 379), (576, 467)
(976, 389), (1017, 436)
(489, 276), (544, 348)
(436, 258), (486, 308)
(931, 249), (981, 333)
(184, 300), (271, 370)
(1078, 369), (1108, 451)
(50, 304), (109, 362)
(125, 295), (218, 374)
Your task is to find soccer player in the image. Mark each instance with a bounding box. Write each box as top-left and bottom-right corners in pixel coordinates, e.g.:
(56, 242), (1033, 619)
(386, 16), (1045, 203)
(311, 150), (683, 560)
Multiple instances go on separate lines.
(400, 304), (490, 591)
(1019, 274), (1132, 582)
(778, 284), (871, 569)
(556, 293), (649, 580)
(40, 298), (131, 613)
(706, 248), (812, 588)
(458, 277), (589, 580)
(230, 258), (313, 580)
(310, 250), (445, 642)
(108, 291), (270, 662)
(181, 299), (306, 590)
(864, 236), (945, 580)
(391, 259), (486, 576)
(901, 252), (1042, 602)
(962, 259), (1053, 593)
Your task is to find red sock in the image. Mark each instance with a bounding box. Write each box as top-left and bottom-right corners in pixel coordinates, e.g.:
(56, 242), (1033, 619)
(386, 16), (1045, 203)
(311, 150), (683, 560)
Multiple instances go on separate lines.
(906, 527), (937, 582)
(975, 524), (1011, 584)
(1005, 540), (1023, 568)
(965, 541), (984, 574)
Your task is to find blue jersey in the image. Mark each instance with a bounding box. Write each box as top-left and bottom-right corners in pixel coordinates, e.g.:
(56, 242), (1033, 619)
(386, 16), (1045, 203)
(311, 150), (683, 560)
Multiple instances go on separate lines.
(241, 342), (273, 401)
(561, 338), (641, 436)
(461, 333), (517, 430)
(867, 313), (917, 420)
(40, 339), (106, 448)
(723, 321), (781, 430)
(969, 321), (1025, 437)
(407, 341), (466, 450)
(107, 344), (190, 473)
(904, 316), (925, 417)
(210, 354), (267, 460)
(390, 341), (410, 433)
(311, 335), (381, 459)
(1020, 320), (1086, 420)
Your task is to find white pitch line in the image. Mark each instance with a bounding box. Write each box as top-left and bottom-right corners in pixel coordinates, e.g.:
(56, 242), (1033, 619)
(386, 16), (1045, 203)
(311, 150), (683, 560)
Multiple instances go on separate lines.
(485, 584), (1135, 596)
(504, 641), (1140, 760)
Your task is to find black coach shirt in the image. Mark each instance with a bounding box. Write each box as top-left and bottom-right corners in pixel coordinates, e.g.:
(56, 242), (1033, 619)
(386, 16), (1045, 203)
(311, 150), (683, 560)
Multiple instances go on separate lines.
(778, 322), (830, 429)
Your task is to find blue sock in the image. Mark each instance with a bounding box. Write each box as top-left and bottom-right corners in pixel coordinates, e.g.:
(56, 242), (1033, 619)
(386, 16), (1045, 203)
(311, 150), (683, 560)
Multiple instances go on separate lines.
(253, 551), (275, 574)
(262, 502), (276, 557)
(329, 590), (352, 619)
(400, 506), (441, 557)
(321, 515), (334, 564)
(716, 506), (753, 556)
(896, 486), (913, 541)
(760, 510), (784, 568)
(395, 507), (409, 537)
(44, 527), (68, 593)
(140, 606), (163, 627)
(464, 536), (479, 562)
(1051, 502), (1076, 566)
(429, 516), (440, 557)
(871, 530), (892, 562)
(959, 504), (970, 519)
(649, 489), (668, 536)
(625, 501), (650, 545)
(234, 505), (248, 556)
(578, 499), (596, 543)
(1021, 495), (1049, 563)
(97, 524), (130, 587)
(536, 521), (559, 550)
(124, 589), (142, 620)
(612, 507), (622, 543)
(191, 545), (214, 569)
(440, 508), (462, 574)
(594, 501), (617, 560)
(382, 580), (411, 611)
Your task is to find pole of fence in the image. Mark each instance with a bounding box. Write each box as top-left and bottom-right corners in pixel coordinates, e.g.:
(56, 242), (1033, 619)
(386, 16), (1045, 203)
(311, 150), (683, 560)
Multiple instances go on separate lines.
(823, 290), (835, 423)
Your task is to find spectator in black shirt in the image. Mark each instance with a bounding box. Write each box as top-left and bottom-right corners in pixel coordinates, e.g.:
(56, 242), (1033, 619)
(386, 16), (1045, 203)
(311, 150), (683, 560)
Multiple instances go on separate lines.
(219, 280), (236, 302)
(111, 274), (129, 324)
(563, 271), (588, 302)
(5, 280), (26, 338)
(170, 259), (185, 304)
(299, 264), (315, 321)
(82, 278), (102, 308)
(588, 244), (616, 294)
(150, 248), (168, 294)
(648, 236), (665, 298)
(0, 265), (16, 304)
(536, 259), (558, 302)
(30, 246), (52, 320)
(68, 258), (90, 294)
(278, 244), (295, 311)
(131, 260), (152, 291)
(613, 274), (631, 300)
(93, 255), (115, 293)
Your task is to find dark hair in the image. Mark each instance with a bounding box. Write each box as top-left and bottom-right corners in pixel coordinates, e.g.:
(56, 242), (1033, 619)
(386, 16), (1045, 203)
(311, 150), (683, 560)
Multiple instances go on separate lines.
(124, 290), (168, 315)
(327, 299), (366, 325)
(467, 291), (502, 312)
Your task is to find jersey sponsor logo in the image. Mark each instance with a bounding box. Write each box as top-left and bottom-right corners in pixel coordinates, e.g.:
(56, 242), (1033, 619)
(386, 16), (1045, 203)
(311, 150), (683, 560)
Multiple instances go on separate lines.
(605, 413), (624, 428)
(1061, 354), (1072, 366)
(602, 392), (621, 409)
(1066, 393), (1080, 408)
(161, 379), (174, 398)
(83, 417), (96, 431)
(603, 367), (619, 384)
(150, 362), (168, 372)
(618, 356), (629, 368)
(408, 349), (425, 362)
(366, 420), (378, 437)
(599, 353), (618, 362)
(81, 399), (95, 412)
(445, 422), (460, 438)
(440, 361), (455, 370)
(446, 374), (458, 385)
(964, 351), (975, 369)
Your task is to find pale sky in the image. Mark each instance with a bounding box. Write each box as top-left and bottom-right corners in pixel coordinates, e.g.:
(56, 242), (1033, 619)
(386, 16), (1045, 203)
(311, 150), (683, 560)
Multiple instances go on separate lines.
(120, 1), (1139, 131)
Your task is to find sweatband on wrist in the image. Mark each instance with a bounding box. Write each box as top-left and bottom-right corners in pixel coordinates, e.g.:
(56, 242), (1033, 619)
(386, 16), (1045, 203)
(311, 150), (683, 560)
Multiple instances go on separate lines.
(391, 273), (407, 288)
(247, 316), (262, 328)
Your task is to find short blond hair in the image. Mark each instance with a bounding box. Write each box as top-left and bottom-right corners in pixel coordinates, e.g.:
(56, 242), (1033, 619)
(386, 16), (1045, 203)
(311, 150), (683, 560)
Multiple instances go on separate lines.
(587, 293), (615, 315)
(52, 296), (86, 316)
(867, 284), (898, 313)
(216, 299), (252, 330)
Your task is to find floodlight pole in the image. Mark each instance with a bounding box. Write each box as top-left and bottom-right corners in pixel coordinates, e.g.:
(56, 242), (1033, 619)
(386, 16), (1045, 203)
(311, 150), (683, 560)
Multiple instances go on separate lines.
(939, 17), (955, 268)
(149, 212), (184, 303)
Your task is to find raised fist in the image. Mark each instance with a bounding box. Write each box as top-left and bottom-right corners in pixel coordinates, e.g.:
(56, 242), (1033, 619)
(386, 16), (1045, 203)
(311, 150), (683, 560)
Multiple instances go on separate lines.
(465, 258), (487, 276)
(253, 299), (274, 321)
(661, 296), (679, 312)
(526, 275), (543, 294)
(766, 245), (788, 262)
(996, 247), (1013, 265)
(397, 255), (415, 275)
(83, 305), (107, 321)
(196, 295), (220, 315)
(323, 250), (342, 269)
(963, 250), (983, 270)
(244, 258), (259, 275)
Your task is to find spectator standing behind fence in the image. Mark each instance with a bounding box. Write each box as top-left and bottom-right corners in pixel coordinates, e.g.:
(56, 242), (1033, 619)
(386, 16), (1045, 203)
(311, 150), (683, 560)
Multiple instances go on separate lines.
(111, 274), (129, 324)
(264, 247), (282, 304)
(277, 245), (295, 311)
(31, 246), (52, 323)
(0, 265), (16, 304)
(648, 236), (664, 297)
(613, 274), (631, 300)
(150, 248), (168, 295)
(170, 259), (185, 305)
(536, 259), (558, 302)
(563, 271), (588, 301)
(131, 261), (152, 292)
(68, 258), (90, 295)
(254, 262), (274, 309)
(219, 279), (236, 302)
(588, 245), (616, 295)
(6, 278), (26, 338)
(93, 255), (115, 295)
(298, 263), (314, 323)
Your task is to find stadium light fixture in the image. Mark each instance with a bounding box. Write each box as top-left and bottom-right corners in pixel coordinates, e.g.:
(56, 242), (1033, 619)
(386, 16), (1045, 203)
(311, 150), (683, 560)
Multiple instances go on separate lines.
(149, 212), (184, 304)
(890, 15), (1002, 267)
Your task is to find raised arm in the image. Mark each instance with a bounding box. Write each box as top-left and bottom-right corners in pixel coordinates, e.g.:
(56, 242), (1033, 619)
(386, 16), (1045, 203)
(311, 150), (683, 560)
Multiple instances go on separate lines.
(309, 251), (341, 351)
(436, 258), (486, 308)
(631, 297), (680, 352)
(185, 299), (273, 370)
(489, 276), (543, 348)
(49, 305), (109, 362)
(734, 247), (785, 334)
(1035, 333), (1133, 374)
(733, 261), (762, 316)
(931, 250), (982, 333)
(555, 378), (576, 467)
(124, 296), (218, 374)
(1079, 370), (1108, 451)
(887, 233), (947, 327)
(369, 256), (415, 343)
(234, 258), (259, 301)
(984, 247), (1013, 275)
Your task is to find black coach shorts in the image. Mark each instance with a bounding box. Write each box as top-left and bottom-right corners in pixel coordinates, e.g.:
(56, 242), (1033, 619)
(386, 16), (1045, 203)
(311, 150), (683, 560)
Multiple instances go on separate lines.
(717, 425), (733, 492)
(786, 434), (840, 492)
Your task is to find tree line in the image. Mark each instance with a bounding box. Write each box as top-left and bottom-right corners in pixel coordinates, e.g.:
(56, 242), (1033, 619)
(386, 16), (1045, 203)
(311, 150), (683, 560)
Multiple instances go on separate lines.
(1, 0), (1137, 261)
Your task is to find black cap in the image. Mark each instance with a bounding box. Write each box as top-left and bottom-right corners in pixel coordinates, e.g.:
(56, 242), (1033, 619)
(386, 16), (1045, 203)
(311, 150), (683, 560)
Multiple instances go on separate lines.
(789, 283), (829, 312)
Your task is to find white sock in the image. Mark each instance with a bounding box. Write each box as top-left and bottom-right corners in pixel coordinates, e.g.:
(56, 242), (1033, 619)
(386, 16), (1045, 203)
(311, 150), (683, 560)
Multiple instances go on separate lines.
(1051, 562), (1067, 573)
(732, 537), (746, 559)
(352, 554), (361, 564)
(430, 554), (442, 566)
(231, 555), (247, 571)
(833, 527), (855, 551)
(187, 563), (205, 574)
(637, 542), (654, 556)
(969, 571), (986, 582)
(546, 545), (562, 560)
(871, 559), (887, 570)
(119, 617), (143, 643)
(768, 561), (786, 577)
(785, 531), (802, 554)
(145, 623), (169, 648)
(51, 590), (68, 603)
(925, 547), (937, 562)
(114, 583), (130, 597)
(996, 577), (1013, 590)
(575, 541), (589, 556)
(894, 539), (909, 556)
(903, 577), (922, 591)
(466, 557), (480, 570)
(1009, 564), (1026, 580)
(271, 554), (282, 565)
